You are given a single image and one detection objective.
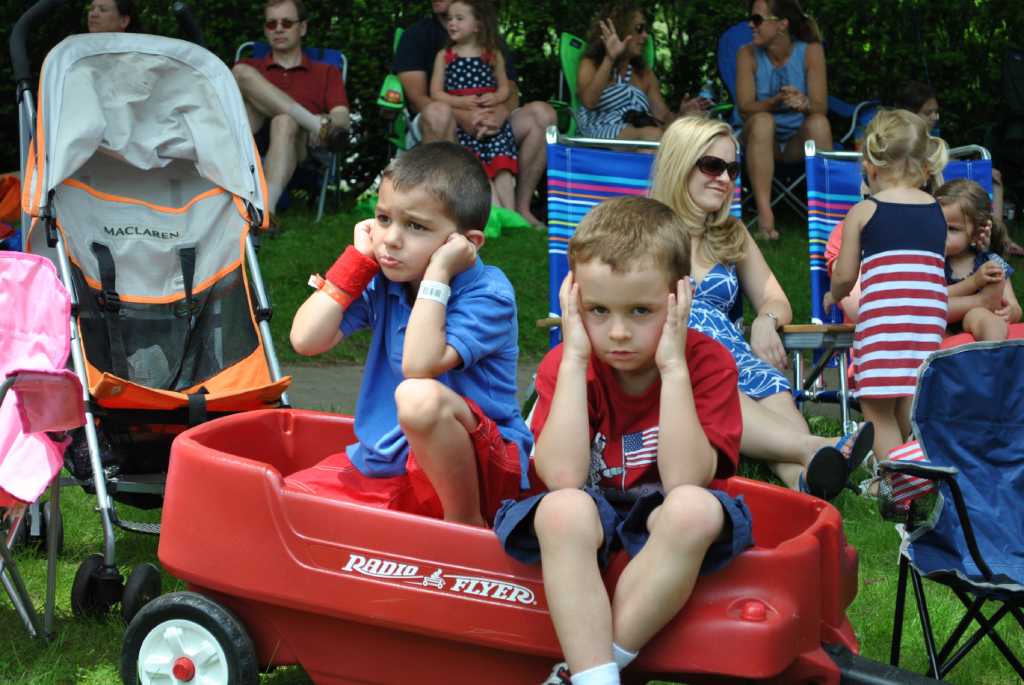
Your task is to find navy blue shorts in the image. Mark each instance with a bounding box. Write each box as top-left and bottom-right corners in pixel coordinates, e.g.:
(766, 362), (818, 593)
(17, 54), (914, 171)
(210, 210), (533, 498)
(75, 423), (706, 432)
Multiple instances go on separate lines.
(493, 486), (754, 572)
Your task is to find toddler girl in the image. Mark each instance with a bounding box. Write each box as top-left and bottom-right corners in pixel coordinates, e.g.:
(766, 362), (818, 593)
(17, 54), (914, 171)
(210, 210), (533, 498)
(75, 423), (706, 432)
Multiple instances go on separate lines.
(824, 109), (949, 463)
(937, 179), (1022, 341)
(429, 0), (518, 209)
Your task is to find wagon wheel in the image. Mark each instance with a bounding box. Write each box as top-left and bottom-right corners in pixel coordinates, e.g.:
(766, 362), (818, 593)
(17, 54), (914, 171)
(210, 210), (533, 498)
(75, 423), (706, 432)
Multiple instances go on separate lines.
(121, 563), (162, 624)
(121, 592), (258, 685)
(71, 553), (122, 618)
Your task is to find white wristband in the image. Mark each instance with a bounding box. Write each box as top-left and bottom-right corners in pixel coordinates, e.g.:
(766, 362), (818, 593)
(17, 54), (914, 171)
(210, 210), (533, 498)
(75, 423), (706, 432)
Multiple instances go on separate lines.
(417, 280), (451, 306)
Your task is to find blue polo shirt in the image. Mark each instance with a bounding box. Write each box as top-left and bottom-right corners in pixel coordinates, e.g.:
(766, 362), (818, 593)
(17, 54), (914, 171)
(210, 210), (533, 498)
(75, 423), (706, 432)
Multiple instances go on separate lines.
(340, 258), (531, 487)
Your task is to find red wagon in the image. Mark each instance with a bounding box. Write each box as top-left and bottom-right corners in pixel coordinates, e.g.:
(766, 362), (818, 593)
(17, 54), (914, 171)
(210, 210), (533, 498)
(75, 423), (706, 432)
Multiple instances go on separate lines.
(120, 408), (925, 684)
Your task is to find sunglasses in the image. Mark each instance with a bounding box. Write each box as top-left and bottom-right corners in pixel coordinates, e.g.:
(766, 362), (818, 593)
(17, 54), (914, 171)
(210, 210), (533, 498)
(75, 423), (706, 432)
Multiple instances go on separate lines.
(265, 18), (300, 30)
(633, 22), (648, 34)
(696, 155), (740, 180)
(748, 13), (781, 27)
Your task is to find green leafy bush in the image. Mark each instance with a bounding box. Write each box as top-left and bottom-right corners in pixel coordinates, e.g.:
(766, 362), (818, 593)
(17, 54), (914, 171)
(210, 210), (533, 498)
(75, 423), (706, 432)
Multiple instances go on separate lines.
(2, 1), (1020, 201)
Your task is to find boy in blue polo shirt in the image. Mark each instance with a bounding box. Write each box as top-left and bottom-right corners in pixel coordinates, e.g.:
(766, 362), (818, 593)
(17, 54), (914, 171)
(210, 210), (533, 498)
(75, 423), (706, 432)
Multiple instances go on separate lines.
(289, 142), (530, 526)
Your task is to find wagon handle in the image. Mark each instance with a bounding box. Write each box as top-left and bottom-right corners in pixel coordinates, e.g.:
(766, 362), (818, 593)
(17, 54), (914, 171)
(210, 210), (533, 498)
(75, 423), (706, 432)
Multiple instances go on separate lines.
(10, 0), (66, 86)
(172, 2), (205, 48)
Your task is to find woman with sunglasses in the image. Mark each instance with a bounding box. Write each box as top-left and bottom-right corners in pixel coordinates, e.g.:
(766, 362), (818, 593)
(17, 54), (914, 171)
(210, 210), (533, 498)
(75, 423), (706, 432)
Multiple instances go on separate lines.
(650, 117), (873, 501)
(737, 0), (831, 240)
(575, 2), (708, 142)
(86, 0), (141, 33)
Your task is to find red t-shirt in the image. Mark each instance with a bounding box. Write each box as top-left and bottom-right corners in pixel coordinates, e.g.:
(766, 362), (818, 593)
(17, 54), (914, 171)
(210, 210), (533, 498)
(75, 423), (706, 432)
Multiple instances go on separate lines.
(530, 330), (742, 492)
(241, 54), (348, 115)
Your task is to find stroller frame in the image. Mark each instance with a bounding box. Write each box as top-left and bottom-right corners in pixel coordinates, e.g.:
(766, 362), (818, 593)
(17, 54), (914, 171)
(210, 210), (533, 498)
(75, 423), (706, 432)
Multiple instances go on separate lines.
(13, 11), (289, 621)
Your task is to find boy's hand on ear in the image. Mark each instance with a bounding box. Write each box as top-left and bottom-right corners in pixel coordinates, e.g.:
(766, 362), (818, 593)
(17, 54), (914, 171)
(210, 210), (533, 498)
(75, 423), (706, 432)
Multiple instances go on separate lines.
(656, 278), (692, 375)
(559, 272), (591, 363)
(425, 233), (478, 282)
(353, 219), (375, 259)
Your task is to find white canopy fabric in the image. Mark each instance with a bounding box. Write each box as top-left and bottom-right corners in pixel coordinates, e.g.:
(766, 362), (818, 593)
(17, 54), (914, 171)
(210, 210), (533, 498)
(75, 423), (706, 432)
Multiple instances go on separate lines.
(24, 33), (266, 216)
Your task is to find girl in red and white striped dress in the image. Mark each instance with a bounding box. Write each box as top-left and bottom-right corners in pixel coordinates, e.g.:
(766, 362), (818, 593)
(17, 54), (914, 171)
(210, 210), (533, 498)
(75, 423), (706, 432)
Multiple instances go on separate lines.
(824, 109), (949, 462)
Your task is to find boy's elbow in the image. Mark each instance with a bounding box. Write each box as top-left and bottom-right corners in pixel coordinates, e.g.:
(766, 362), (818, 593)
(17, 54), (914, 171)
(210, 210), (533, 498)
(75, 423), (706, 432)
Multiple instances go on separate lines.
(290, 330), (320, 357)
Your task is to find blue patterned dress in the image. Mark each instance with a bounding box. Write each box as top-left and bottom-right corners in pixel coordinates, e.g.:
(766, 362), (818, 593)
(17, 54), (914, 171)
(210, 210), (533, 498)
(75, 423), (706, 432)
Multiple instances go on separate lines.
(689, 263), (791, 399)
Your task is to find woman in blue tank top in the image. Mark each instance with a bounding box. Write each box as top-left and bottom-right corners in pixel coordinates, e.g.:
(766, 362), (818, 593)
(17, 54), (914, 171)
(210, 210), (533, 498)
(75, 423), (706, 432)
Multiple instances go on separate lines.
(575, 2), (709, 142)
(736, 0), (832, 240)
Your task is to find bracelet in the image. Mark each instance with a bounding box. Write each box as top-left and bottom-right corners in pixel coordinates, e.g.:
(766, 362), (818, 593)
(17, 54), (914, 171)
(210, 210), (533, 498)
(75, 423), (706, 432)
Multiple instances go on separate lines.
(417, 280), (451, 306)
(760, 312), (780, 328)
(325, 245), (379, 298)
(308, 273), (353, 309)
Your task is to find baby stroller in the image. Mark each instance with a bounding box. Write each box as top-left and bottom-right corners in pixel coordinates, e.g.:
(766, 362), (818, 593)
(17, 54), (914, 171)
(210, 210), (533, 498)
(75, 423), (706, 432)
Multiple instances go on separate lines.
(1, 251), (86, 640)
(14, 14), (290, 621)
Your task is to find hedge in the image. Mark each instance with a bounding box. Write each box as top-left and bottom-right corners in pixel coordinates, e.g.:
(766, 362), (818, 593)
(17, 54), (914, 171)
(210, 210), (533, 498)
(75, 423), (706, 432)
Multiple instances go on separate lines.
(2, 0), (1021, 202)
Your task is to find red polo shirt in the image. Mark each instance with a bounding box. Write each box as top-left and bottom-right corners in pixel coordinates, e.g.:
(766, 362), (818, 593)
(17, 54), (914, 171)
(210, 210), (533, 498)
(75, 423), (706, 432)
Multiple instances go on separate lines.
(240, 53), (348, 115)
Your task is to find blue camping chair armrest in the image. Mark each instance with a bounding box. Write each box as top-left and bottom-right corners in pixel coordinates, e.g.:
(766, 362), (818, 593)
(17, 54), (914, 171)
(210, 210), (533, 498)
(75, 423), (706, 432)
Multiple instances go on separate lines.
(878, 460), (958, 481)
(880, 460), (995, 581)
(832, 98), (880, 147)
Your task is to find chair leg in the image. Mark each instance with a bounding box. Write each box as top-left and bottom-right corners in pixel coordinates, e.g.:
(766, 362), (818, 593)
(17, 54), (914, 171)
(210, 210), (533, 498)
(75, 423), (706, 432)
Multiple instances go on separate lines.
(947, 590), (1024, 680)
(837, 349), (854, 434)
(44, 481), (61, 637)
(890, 554), (910, 666)
(936, 594), (988, 668)
(0, 524), (45, 638)
(316, 171), (328, 223)
(908, 564), (942, 678)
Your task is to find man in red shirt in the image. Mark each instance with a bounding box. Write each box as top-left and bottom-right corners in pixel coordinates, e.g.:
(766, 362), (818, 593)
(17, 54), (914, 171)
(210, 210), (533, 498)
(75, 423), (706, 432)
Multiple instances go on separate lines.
(232, 0), (349, 215)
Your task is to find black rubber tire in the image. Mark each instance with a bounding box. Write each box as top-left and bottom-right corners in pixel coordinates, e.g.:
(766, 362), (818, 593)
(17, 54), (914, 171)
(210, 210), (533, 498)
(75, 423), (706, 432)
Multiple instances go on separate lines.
(121, 563), (162, 624)
(121, 591), (258, 685)
(71, 553), (118, 618)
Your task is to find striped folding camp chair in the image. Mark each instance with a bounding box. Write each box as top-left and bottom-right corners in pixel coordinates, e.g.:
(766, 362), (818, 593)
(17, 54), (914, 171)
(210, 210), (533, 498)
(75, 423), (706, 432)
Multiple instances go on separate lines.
(791, 142), (995, 432)
(544, 127), (742, 347)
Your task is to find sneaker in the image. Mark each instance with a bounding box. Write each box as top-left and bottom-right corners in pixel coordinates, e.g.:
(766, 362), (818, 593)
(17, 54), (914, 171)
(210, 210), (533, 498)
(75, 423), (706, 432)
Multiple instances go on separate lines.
(542, 661), (572, 685)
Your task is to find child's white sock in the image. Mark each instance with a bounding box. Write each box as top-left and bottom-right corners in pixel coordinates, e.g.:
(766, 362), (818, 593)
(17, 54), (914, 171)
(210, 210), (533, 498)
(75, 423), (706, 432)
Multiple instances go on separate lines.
(570, 662), (619, 685)
(612, 643), (638, 671)
(288, 103), (323, 137)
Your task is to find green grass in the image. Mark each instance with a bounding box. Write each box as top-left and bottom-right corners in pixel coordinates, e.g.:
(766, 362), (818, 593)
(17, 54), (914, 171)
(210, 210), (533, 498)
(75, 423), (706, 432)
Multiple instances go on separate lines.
(3, 205), (1024, 684)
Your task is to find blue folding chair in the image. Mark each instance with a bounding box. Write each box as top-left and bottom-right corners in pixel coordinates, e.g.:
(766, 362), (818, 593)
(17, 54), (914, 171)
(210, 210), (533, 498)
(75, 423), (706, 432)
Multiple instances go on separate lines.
(879, 340), (1024, 681)
(234, 42), (348, 222)
(793, 142), (995, 431)
(544, 127), (742, 347)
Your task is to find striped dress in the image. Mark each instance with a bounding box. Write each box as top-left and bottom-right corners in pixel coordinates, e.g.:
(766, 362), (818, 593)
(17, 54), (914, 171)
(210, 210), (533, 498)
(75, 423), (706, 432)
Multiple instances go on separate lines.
(853, 198), (948, 398)
(576, 64), (651, 140)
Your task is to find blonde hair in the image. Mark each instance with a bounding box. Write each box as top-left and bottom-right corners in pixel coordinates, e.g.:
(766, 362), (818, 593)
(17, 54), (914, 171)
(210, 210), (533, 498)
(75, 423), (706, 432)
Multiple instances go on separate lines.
(569, 196), (691, 285)
(935, 179), (1007, 257)
(650, 117), (747, 265)
(863, 109), (948, 191)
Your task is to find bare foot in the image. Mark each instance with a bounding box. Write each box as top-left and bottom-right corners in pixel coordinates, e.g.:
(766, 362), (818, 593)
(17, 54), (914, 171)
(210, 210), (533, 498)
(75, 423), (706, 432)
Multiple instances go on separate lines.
(515, 206), (544, 227)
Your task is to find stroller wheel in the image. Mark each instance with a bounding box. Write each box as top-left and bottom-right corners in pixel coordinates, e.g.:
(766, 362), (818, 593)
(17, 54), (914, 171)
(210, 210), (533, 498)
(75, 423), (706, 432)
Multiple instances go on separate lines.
(121, 592), (258, 685)
(71, 553), (123, 618)
(122, 563), (162, 624)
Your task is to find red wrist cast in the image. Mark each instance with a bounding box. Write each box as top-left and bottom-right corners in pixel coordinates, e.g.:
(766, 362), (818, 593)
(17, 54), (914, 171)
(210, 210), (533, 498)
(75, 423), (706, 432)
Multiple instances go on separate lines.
(326, 245), (379, 297)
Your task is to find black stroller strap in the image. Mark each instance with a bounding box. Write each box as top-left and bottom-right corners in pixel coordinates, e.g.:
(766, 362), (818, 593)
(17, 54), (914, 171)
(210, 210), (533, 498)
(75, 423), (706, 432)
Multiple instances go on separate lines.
(167, 247), (198, 391)
(90, 242), (130, 379)
(187, 391), (208, 426)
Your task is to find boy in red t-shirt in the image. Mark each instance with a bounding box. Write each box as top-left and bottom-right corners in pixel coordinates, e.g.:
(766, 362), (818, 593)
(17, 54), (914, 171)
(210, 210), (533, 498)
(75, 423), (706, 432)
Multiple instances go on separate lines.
(494, 197), (752, 685)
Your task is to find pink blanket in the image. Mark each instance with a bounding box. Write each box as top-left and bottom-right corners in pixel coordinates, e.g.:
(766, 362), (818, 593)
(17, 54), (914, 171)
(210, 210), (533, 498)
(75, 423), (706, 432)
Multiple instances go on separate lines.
(0, 252), (82, 504)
